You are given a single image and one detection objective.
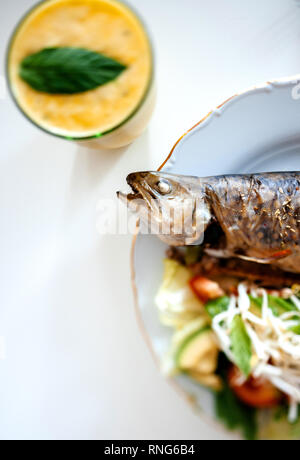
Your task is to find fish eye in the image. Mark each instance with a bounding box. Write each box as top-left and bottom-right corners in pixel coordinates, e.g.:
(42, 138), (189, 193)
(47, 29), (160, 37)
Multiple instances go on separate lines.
(156, 179), (171, 195)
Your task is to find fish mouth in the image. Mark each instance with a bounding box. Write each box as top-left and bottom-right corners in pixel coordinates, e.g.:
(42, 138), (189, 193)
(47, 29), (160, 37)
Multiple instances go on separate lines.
(117, 190), (142, 202)
(116, 185), (144, 206)
(117, 172), (164, 234)
(117, 173), (142, 204)
(126, 173), (142, 198)
(117, 172), (158, 206)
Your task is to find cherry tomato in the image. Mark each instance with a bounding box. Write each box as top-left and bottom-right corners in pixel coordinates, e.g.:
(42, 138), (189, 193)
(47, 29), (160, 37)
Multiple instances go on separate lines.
(228, 366), (282, 409)
(189, 276), (224, 303)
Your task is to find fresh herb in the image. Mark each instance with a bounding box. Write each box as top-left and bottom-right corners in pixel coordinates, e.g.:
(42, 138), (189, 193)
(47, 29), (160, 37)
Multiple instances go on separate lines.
(250, 295), (300, 333)
(250, 295), (297, 317)
(215, 382), (258, 440)
(230, 315), (252, 378)
(19, 47), (127, 94)
(289, 324), (300, 335)
(270, 296), (296, 312)
(205, 296), (230, 318)
(215, 354), (257, 440)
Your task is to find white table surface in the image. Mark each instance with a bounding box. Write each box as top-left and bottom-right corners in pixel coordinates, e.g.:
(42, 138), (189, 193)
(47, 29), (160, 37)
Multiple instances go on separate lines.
(1, 0), (300, 441)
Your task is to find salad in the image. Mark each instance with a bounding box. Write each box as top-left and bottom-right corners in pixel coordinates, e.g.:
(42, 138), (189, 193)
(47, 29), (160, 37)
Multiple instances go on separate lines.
(155, 248), (300, 440)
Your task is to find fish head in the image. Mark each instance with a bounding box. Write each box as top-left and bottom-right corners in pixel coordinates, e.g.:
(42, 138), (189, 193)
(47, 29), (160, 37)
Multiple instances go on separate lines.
(117, 171), (211, 246)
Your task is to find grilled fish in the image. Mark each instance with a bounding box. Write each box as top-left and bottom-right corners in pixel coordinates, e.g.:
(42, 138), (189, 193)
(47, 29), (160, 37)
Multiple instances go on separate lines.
(118, 171), (300, 274)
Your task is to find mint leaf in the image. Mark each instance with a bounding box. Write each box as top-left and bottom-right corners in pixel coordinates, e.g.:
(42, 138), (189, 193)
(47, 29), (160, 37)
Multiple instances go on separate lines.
(230, 315), (252, 378)
(205, 296), (230, 318)
(19, 47), (127, 94)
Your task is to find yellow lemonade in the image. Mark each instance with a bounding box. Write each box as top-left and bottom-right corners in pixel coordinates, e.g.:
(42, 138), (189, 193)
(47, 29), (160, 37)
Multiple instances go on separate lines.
(7, 0), (154, 147)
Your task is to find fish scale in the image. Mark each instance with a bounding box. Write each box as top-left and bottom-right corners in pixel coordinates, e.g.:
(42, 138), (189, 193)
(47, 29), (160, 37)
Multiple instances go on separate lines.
(206, 173), (300, 272)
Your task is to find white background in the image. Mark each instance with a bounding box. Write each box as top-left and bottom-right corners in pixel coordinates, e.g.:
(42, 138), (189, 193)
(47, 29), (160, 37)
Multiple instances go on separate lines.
(1, 0), (300, 440)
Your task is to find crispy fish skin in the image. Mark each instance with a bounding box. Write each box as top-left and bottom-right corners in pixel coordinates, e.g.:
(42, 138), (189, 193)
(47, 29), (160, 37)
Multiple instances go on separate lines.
(204, 173), (300, 273)
(119, 171), (300, 274)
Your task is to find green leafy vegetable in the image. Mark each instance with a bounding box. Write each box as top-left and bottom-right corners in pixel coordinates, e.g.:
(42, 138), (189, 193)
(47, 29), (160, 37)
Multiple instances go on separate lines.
(19, 47), (127, 94)
(230, 315), (252, 378)
(215, 382), (257, 440)
(289, 324), (300, 335)
(250, 295), (297, 317)
(205, 296), (230, 318)
(215, 354), (257, 440)
(270, 296), (297, 312)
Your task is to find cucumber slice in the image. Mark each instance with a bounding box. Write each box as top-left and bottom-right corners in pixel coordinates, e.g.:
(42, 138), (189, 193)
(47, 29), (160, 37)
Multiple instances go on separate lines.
(176, 326), (216, 371)
(194, 348), (219, 374)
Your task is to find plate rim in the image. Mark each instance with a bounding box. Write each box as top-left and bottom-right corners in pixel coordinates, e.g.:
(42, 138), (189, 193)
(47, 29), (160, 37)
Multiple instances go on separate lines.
(158, 73), (300, 171)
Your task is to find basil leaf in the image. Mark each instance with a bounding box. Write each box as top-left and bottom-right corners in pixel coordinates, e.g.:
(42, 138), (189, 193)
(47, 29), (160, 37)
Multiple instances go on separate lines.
(19, 47), (127, 94)
(230, 315), (252, 378)
(205, 296), (230, 318)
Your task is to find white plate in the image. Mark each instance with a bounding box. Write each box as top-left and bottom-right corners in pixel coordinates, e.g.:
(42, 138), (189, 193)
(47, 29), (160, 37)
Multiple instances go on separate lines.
(132, 77), (300, 438)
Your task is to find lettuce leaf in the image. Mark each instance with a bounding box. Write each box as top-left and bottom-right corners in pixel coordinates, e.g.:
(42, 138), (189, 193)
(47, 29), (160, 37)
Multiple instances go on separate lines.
(155, 259), (206, 329)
